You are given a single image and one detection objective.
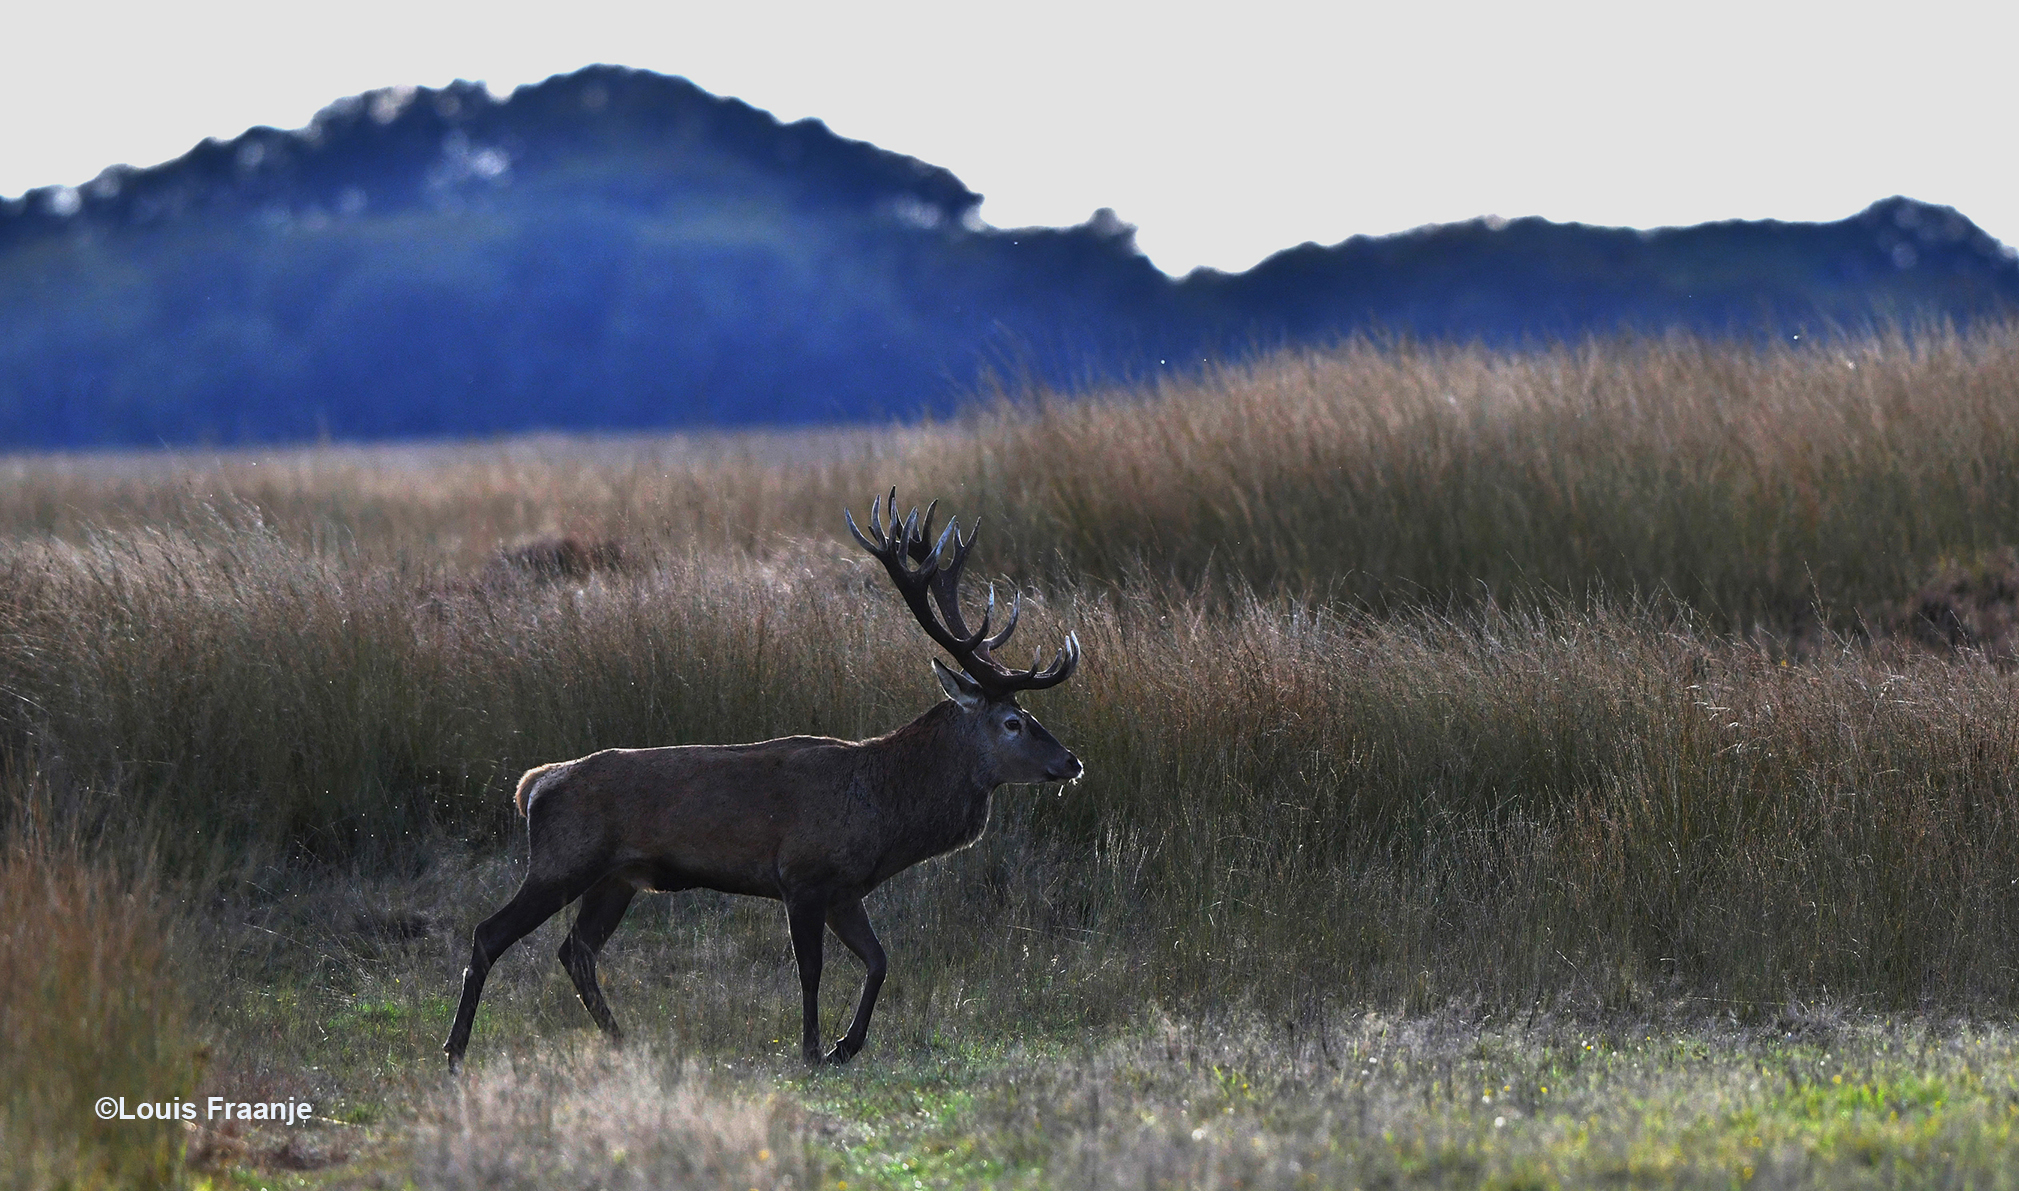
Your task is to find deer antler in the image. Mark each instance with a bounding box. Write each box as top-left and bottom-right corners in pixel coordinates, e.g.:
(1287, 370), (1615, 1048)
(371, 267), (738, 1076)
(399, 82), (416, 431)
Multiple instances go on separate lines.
(846, 488), (1079, 698)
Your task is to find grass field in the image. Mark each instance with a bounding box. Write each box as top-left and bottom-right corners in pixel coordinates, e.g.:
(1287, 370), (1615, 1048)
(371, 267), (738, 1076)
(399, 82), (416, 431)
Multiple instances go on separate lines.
(7, 327), (2019, 1186)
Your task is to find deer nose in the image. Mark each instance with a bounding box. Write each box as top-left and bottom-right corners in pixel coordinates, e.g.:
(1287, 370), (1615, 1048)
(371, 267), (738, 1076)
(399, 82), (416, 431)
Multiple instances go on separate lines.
(1043, 753), (1084, 783)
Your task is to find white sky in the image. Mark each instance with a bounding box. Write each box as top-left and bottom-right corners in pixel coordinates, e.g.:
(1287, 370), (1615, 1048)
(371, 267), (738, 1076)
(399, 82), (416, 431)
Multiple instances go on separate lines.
(2, 0), (2013, 277)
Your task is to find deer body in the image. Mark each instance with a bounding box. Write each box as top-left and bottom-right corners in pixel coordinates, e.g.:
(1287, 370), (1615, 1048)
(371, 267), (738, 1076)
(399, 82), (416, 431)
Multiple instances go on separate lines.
(516, 705), (1011, 900)
(443, 492), (1082, 1070)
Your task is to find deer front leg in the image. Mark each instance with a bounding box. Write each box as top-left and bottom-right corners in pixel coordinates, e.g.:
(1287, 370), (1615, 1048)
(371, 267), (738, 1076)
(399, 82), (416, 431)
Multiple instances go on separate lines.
(785, 895), (829, 1064)
(825, 899), (887, 1064)
(558, 876), (637, 1042)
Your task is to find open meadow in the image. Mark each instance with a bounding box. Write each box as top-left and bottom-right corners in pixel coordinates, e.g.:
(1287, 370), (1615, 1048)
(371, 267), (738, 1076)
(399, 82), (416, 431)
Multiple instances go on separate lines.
(9, 327), (2019, 1187)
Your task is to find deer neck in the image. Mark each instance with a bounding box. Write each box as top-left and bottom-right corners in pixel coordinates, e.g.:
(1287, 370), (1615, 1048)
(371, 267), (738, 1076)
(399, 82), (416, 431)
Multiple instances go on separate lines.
(868, 700), (997, 867)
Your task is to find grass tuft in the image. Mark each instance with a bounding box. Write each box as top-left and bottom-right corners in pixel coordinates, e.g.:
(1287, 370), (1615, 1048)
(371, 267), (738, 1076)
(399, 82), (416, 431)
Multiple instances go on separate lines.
(0, 769), (199, 1190)
(410, 1043), (809, 1190)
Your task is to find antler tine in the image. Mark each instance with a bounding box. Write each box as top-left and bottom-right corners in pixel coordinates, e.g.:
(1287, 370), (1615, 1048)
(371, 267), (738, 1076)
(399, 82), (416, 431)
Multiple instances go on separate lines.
(928, 519), (992, 651)
(843, 505), (880, 555)
(848, 491), (1080, 699)
(983, 587), (1021, 653)
(1014, 632), (1080, 691)
(850, 489), (955, 587)
(930, 517), (958, 567)
(873, 488), (892, 545)
(906, 499), (942, 564)
(845, 490), (903, 572)
(846, 487), (899, 554)
(848, 489), (984, 661)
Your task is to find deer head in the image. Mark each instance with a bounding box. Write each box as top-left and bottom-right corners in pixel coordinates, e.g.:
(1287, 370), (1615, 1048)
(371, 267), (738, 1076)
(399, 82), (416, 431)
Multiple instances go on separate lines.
(847, 488), (1083, 784)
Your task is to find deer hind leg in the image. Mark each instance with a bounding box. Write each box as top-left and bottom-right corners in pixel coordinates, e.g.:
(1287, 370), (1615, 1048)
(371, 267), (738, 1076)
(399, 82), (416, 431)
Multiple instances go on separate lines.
(559, 876), (637, 1042)
(443, 877), (574, 1070)
(825, 898), (887, 1065)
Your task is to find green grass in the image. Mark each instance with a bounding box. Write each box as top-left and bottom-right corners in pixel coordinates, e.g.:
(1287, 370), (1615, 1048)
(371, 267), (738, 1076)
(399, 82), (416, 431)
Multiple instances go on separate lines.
(134, 842), (2019, 1188)
(165, 906), (2019, 1190)
(772, 1017), (2019, 1189)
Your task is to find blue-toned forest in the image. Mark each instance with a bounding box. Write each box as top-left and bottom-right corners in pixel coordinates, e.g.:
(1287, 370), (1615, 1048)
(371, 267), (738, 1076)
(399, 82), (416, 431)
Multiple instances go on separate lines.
(3, 65), (2014, 447)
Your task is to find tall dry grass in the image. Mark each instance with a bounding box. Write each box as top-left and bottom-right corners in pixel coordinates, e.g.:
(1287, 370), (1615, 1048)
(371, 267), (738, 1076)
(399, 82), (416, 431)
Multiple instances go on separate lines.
(3, 525), (2018, 1017)
(0, 772), (199, 1190)
(965, 325), (2019, 624)
(3, 324), (2017, 624)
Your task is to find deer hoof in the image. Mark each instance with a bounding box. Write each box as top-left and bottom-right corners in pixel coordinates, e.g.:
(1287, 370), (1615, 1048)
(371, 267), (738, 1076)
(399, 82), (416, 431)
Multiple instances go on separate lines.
(824, 1041), (857, 1065)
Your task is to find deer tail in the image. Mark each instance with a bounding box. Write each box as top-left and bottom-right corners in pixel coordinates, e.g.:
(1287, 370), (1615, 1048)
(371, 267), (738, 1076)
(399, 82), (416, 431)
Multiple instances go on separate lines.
(513, 762), (564, 818)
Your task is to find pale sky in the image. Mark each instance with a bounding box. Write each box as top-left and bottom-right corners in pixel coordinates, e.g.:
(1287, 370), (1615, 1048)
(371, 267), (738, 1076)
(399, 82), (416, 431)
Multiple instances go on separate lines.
(3, 0), (2013, 277)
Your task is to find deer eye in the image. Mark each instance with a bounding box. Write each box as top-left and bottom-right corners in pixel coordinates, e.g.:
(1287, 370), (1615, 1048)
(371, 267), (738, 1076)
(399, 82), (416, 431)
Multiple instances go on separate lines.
(1003, 716), (1023, 734)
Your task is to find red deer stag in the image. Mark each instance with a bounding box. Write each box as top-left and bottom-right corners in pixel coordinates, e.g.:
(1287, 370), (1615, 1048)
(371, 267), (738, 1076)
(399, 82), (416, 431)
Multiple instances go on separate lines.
(443, 490), (1082, 1069)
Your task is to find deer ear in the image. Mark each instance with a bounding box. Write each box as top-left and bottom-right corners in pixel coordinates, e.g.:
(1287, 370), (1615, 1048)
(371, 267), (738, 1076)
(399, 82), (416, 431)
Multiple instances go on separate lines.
(932, 657), (987, 710)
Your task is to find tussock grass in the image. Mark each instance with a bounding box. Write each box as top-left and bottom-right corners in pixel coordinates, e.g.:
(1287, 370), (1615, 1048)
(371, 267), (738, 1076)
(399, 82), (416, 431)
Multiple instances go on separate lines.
(0, 775), (198, 1190)
(410, 1043), (809, 1190)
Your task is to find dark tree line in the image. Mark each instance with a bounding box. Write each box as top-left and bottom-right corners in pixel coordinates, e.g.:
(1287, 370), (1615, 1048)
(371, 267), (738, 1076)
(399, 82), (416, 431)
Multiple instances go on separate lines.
(2, 66), (2013, 448)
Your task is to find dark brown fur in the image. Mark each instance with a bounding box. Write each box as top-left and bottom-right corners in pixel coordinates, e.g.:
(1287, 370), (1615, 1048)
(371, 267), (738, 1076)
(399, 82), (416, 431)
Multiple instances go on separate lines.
(444, 692), (1080, 1068)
